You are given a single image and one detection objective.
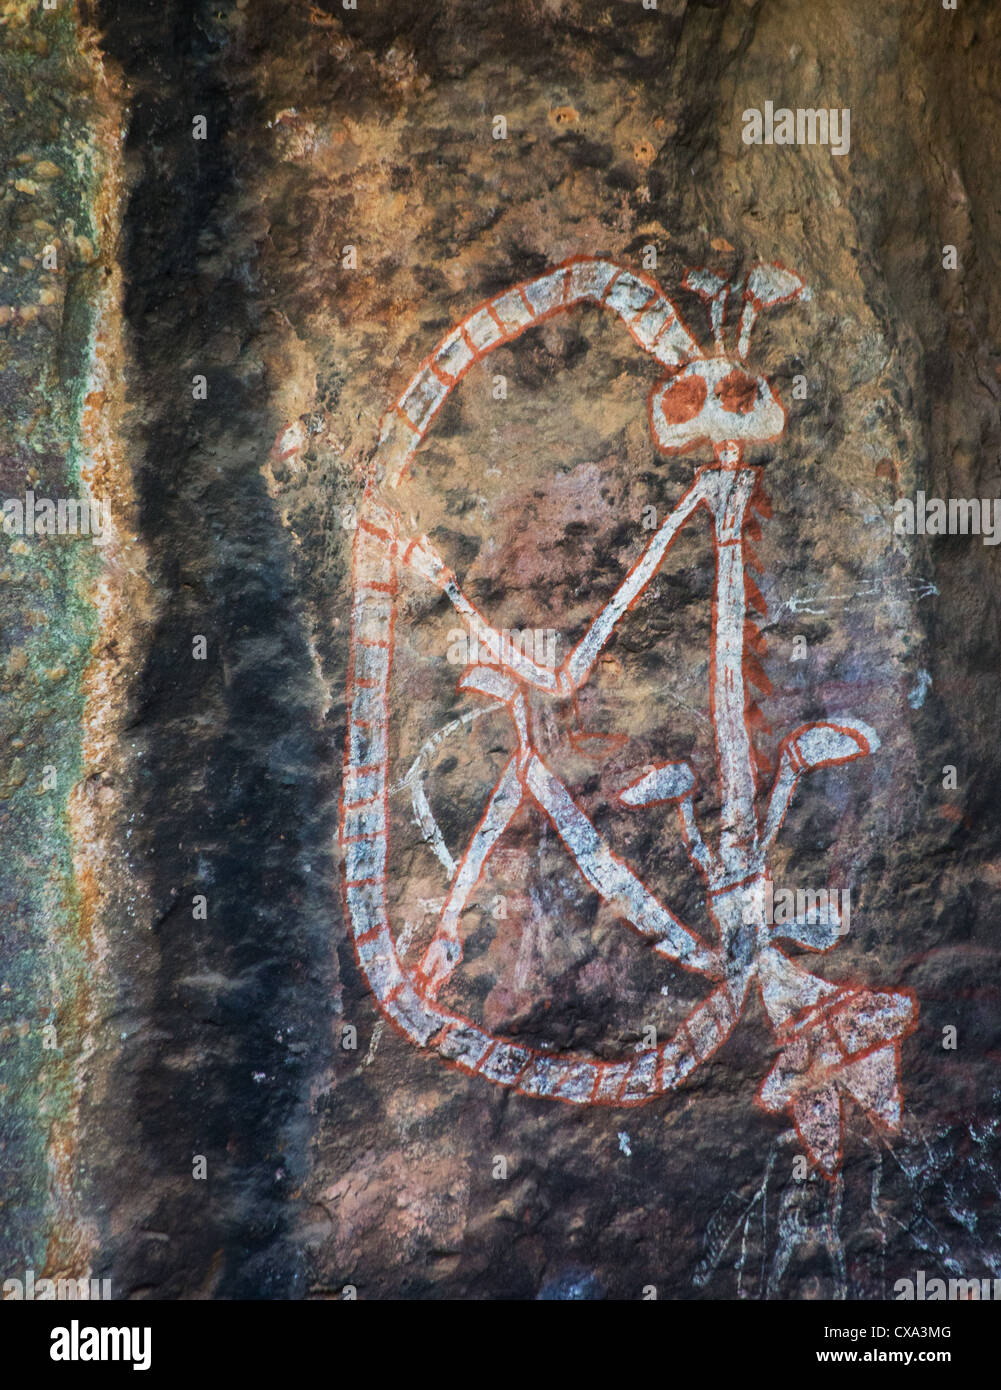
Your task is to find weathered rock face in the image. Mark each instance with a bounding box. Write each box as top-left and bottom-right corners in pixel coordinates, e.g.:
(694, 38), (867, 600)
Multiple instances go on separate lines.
(2, 0), (1000, 1300)
(0, 0), (128, 1286)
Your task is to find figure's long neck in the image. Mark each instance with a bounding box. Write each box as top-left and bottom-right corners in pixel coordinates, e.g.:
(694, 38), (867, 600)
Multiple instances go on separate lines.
(706, 466), (760, 880)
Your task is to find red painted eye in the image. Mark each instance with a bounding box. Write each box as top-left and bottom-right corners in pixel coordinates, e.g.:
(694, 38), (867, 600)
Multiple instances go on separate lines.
(715, 369), (759, 414)
(658, 373), (707, 425)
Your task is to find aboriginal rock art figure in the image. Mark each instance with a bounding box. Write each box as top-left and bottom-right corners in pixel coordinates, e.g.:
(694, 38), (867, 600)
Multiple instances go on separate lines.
(340, 255), (918, 1178)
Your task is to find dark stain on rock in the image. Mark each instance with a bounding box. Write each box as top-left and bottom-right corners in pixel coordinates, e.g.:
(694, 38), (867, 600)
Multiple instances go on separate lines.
(94, 0), (336, 1299)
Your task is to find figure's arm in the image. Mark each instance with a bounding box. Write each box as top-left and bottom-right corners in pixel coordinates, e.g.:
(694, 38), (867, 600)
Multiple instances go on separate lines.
(619, 760), (720, 882)
(400, 531), (561, 692)
(563, 474), (708, 690)
(761, 720), (880, 851)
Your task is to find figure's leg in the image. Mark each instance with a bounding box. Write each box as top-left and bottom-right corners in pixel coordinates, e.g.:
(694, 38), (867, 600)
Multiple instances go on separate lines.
(415, 753), (524, 999)
(524, 752), (720, 977)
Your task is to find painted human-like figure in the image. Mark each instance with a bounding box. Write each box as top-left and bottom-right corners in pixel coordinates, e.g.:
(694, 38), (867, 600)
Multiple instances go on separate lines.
(340, 255), (916, 1177)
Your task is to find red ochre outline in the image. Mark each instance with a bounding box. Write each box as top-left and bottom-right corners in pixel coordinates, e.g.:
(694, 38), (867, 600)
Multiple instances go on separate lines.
(341, 489), (752, 1109)
(375, 253), (703, 488)
(335, 253), (916, 1170)
(341, 505), (740, 1110)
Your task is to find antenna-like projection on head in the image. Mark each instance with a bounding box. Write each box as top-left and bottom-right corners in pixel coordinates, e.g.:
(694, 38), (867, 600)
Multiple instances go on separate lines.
(736, 264), (807, 360)
(683, 268), (730, 354)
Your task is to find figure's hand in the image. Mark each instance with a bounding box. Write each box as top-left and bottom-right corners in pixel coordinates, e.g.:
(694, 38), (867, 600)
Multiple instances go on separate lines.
(415, 936), (462, 1001)
(401, 533), (455, 590)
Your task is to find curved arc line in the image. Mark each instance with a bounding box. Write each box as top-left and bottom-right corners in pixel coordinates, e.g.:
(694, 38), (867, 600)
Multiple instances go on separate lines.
(344, 456), (739, 1106)
(370, 255), (701, 490)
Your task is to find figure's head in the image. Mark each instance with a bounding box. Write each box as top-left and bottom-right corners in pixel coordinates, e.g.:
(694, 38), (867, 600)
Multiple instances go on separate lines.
(648, 263), (806, 462)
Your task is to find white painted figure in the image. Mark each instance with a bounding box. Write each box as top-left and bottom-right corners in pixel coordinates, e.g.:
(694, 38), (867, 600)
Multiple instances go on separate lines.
(341, 255), (916, 1178)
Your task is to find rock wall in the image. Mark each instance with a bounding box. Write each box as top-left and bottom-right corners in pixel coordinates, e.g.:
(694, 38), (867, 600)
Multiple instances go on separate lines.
(2, 0), (1000, 1300)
